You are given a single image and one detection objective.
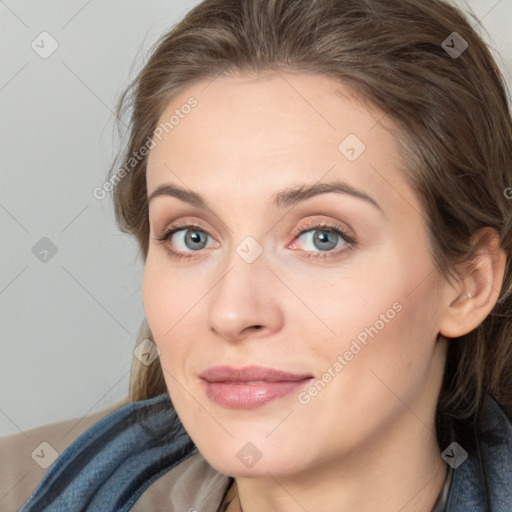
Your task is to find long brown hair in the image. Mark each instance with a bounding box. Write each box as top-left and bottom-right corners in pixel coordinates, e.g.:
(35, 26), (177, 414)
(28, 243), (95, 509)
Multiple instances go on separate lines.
(109, 0), (512, 446)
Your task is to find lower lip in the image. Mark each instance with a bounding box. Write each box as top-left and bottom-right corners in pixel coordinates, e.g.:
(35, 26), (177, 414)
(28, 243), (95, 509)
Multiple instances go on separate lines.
(203, 379), (313, 409)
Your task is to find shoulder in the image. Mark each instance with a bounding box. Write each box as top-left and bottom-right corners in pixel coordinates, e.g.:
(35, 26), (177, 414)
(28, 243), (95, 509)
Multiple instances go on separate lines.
(0, 400), (123, 512)
(13, 393), (210, 512)
(446, 394), (512, 512)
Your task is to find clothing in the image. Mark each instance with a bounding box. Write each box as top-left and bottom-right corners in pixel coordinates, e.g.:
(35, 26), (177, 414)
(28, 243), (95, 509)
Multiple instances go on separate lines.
(218, 480), (240, 512)
(0, 401), (124, 512)
(14, 393), (512, 511)
(433, 466), (453, 512)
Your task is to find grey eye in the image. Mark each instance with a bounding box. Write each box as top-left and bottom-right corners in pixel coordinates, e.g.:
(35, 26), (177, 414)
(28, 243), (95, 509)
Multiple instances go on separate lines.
(173, 229), (211, 251)
(297, 229), (346, 252)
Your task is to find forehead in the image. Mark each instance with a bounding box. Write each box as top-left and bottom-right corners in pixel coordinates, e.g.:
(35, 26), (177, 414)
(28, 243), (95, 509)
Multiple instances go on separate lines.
(146, 72), (419, 217)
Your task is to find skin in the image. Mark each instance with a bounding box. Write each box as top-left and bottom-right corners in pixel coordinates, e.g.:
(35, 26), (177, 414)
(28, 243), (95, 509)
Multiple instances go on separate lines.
(143, 72), (505, 512)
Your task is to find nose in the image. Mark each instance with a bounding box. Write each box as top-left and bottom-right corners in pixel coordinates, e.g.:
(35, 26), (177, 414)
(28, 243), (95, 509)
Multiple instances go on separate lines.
(207, 247), (284, 343)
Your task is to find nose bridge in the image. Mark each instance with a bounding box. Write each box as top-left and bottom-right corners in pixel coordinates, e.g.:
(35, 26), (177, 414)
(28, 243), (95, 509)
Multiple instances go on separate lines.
(207, 235), (283, 339)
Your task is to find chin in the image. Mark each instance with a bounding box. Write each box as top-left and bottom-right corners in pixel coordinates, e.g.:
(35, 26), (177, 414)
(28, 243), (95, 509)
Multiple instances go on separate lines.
(205, 456), (291, 478)
(198, 441), (309, 478)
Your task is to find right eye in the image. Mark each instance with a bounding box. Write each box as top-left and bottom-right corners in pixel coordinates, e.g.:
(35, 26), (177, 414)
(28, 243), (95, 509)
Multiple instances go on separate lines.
(154, 224), (219, 260)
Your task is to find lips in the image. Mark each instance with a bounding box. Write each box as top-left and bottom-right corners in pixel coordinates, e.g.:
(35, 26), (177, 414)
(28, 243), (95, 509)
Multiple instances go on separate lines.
(199, 365), (314, 409)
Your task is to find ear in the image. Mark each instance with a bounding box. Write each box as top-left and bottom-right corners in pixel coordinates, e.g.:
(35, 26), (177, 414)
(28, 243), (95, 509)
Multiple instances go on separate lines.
(439, 227), (507, 339)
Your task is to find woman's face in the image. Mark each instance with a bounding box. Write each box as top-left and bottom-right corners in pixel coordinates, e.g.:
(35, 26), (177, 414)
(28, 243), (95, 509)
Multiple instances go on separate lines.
(143, 72), (451, 477)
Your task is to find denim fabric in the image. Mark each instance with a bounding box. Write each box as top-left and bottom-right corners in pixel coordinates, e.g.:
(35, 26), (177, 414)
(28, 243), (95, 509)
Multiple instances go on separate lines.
(18, 393), (196, 512)
(446, 397), (512, 512)
(19, 393), (511, 512)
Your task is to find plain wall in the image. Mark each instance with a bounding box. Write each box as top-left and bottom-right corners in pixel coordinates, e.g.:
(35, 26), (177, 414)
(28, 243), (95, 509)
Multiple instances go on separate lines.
(1, 0), (511, 437)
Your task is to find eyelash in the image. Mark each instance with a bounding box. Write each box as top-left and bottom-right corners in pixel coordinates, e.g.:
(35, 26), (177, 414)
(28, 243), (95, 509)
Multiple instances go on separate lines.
(154, 221), (356, 262)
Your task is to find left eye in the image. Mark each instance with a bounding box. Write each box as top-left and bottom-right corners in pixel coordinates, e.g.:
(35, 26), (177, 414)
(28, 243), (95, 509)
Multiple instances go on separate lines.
(293, 228), (348, 252)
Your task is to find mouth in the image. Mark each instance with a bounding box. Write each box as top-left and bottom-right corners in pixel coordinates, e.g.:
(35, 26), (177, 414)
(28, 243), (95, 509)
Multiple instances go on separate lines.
(199, 365), (314, 409)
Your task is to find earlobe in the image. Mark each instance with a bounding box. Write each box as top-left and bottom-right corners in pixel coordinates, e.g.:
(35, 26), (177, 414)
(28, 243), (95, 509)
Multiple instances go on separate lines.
(439, 228), (506, 339)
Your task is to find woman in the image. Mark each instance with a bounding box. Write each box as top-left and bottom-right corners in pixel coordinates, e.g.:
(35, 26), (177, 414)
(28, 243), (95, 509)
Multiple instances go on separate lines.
(16, 0), (512, 510)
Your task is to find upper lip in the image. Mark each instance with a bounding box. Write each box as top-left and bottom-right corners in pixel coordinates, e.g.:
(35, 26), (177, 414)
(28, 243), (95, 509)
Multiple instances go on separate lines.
(200, 365), (313, 383)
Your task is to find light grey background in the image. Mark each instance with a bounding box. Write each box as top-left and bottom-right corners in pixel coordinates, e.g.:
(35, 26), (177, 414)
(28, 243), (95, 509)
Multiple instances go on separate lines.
(1, 0), (511, 437)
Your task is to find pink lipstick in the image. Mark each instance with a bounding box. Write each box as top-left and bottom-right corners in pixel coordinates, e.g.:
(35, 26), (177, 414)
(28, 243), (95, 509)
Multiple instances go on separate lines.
(200, 365), (314, 409)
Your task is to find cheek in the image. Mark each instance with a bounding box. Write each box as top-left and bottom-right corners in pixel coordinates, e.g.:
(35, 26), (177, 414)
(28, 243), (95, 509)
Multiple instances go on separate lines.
(285, 258), (408, 356)
(142, 255), (188, 360)
(292, 288), (442, 457)
(304, 247), (441, 399)
(142, 258), (196, 411)
(143, 249), (198, 334)
(142, 251), (218, 386)
(321, 281), (441, 415)
(142, 258), (168, 338)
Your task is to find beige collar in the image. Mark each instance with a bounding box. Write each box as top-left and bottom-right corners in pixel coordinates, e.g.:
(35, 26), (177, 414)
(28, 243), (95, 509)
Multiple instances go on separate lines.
(130, 452), (231, 512)
(218, 478), (240, 512)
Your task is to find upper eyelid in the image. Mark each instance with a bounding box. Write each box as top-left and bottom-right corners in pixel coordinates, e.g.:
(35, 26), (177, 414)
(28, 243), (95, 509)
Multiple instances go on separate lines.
(162, 220), (347, 233)
(155, 219), (214, 237)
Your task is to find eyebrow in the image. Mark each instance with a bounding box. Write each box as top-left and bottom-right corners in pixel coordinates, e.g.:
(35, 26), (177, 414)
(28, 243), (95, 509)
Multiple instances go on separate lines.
(147, 180), (383, 214)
